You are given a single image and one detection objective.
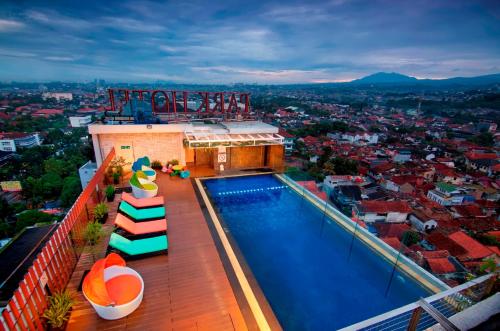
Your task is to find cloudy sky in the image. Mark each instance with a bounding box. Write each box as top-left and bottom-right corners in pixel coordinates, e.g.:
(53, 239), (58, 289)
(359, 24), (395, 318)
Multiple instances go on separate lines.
(0, 0), (499, 83)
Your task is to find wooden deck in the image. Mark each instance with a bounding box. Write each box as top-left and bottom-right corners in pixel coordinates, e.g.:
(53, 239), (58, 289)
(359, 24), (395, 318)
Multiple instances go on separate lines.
(66, 173), (248, 331)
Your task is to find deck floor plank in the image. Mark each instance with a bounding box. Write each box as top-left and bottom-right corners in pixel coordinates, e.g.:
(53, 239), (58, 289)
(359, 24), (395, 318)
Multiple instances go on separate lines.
(66, 173), (248, 331)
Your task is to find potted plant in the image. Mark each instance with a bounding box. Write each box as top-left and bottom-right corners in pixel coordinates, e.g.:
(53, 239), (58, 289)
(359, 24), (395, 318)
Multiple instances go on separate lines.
(84, 220), (104, 264)
(93, 203), (108, 223)
(151, 160), (162, 170)
(84, 221), (103, 246)
(171, 159), (179, 166)
(112, 172), (120, 185)
(105, 185), (115, 202)
(42, 290), (74, 331)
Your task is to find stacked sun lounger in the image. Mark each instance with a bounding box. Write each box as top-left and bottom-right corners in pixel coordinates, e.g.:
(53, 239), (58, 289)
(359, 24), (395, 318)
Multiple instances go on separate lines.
(108, 192), (168, 259)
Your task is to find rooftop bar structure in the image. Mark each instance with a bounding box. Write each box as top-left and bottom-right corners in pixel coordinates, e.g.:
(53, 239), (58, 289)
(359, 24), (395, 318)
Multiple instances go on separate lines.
(89, 121), (285, 175)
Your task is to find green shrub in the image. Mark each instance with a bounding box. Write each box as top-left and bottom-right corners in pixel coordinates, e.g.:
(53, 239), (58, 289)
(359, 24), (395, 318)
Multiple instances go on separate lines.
(170, 159), (179, 166)
(16, 210), (53, 232)
(84, 221), (102, 245)
(112, 172), (120, 184)
(93, 203), (108, 223)
(151, 160), (162, 169)
(42, 290), (74, 329)
(105, 185), (115, 199)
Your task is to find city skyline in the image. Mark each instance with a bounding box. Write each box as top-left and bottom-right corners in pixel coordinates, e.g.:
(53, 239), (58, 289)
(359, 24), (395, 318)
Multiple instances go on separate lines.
(0, 0), (499, 83)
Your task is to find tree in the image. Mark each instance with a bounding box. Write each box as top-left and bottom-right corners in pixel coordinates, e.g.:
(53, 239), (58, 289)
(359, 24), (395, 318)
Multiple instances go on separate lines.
(469, 132), (494, 147)
(323, 161), (336, 176)
(318, 146), (333, 166)
(41, 172), (63, 199)
(329, 157), (358, 175)
(60, 176), (82, 207)
(21, 176), (44, 206)
(44, 158), (67, 177)
(402, 230), (420, 246)
(16, 210), (53, 232)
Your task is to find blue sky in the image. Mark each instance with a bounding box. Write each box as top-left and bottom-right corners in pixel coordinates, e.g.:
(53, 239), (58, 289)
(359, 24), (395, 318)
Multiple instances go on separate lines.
(0, 0), (499, 83)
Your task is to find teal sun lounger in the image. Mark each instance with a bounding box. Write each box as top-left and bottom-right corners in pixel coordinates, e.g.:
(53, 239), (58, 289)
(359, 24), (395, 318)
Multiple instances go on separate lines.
(119, 201), (165, 220)
(109, 232), (168, 258)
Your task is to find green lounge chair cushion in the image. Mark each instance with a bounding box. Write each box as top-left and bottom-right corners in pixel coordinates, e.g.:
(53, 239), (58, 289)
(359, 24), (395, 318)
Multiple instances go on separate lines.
(109, 232), (168, 255)
(119, 201), (165, 220)
(130, 173), (143, 189)
(136, 170), (148, 180)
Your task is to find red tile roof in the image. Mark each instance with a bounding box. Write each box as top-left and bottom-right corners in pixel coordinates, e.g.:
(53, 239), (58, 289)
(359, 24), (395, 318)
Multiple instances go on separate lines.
(33, 109), (64, 116)
(421, 250), (450, 259)
(452, 204), (485, 218)
(486, 231), (500, 241)
(487, 246), (500, 256)
(358, 200), (411, 214)
(374, 223), (411, 240)
(278, 128), (294, 138)
(296, 181), (327, 201)
(0, 132), (33, 139)
(465, 152), (498, 161)
(427, 258), (456, 274)
(448, 231), (493, 260)
(427, 232), (467, 257)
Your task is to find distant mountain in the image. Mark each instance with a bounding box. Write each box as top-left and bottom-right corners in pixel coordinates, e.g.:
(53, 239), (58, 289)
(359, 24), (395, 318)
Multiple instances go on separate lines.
(352, 72), (418, 84)
(349, 72), (500, 86)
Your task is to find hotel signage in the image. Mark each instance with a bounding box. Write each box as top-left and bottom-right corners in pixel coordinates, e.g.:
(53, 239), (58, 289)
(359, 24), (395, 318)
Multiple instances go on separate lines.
(106, 89), (250, 120)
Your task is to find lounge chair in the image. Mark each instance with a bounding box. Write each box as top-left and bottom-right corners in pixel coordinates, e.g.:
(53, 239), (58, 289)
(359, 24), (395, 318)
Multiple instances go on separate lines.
(108, 232), (168, 258)
(114, 213), (167, 235)
(82, 253), (144, 320)
(132, 157), (156, 181)
(130, 171), (158, 199)
(119, 201), (165, 220)
(121, 192), (164, 208)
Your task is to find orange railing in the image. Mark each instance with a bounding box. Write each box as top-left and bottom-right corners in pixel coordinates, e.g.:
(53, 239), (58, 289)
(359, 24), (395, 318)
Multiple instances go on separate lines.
(0, 148), (115, 331)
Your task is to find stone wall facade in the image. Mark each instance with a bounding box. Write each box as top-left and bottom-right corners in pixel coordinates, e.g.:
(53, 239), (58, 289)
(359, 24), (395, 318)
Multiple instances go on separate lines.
(97, 132), (185, 170)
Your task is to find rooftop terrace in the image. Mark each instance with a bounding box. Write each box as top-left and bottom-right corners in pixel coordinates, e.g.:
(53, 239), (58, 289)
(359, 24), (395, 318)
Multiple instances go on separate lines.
(66, 174), (249, 331)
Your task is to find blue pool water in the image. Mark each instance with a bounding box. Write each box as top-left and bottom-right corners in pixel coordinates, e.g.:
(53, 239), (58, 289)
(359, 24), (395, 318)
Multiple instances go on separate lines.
(204, 175), (430, 330)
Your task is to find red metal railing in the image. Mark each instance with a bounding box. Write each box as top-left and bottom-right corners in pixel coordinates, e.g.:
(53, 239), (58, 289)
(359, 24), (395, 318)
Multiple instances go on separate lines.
(0, 148), (116, 331)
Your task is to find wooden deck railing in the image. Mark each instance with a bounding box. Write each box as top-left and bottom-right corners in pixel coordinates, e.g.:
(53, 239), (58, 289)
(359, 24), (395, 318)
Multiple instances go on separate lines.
(0, 148), (116, 331)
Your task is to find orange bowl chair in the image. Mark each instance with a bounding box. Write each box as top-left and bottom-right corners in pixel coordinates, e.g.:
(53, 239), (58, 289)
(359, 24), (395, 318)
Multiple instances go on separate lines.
(82, 253), (144, 320)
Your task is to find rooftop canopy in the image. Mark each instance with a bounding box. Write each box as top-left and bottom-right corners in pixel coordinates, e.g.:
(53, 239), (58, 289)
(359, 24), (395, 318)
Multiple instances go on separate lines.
(183, 132), (284, 148)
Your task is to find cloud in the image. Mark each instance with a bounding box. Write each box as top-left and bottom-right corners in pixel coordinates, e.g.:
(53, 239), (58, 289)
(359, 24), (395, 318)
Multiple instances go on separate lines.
(100, 17), (165, 32)
(0, 0), (498, 82)
(0, 48), (36, 58)
(0, 19), (24, 31)
(26, 10), (91, 30)
(44, 56), (78, 62)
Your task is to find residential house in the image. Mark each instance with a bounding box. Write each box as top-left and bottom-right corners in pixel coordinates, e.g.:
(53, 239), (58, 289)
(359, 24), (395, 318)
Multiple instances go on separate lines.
(331, 185), (362, 213)
(278, 128), (295, 156)
(409, 209), (438, 232)
(465, 152), (498, 175)
(427, 182), (471, 206)
(69, 115), (93, 128)
(353, 200), (411, 223)
(0, 132), (42, 152)
(448, 231), (495, 263)
(393, 150), (412, 163)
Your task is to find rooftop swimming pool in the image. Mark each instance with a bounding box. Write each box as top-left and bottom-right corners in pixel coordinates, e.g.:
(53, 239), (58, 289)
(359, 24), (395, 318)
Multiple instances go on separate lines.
(203, 174), (432, 330)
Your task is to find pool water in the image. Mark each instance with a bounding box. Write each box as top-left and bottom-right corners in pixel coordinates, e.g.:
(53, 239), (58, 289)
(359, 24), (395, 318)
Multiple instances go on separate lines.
(204, 175), (430, 330)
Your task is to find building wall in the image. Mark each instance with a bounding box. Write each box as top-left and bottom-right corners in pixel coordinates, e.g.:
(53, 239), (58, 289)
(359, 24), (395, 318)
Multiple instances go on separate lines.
(97, 132), (185, 170)
(230, 146), (265, 169)
(266, 145), (285, 172)
(386, 212), (408, 223)
(0, 139), (16, 152)
(70, 116), (92, 128)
